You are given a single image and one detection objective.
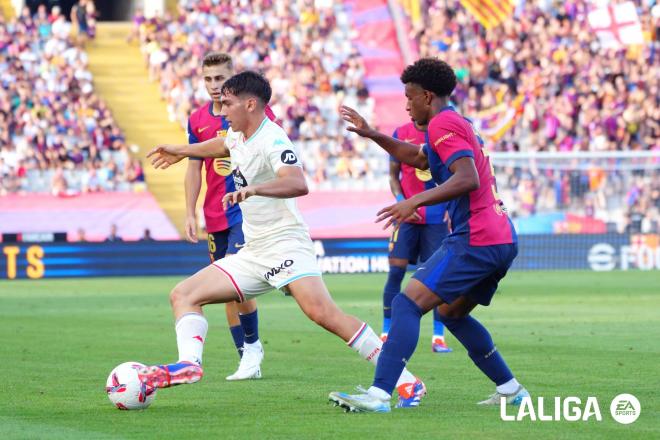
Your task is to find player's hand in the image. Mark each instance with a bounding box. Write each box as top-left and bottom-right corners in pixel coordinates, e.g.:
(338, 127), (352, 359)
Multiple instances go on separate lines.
(340, 105), (375, 138)
(184, 215), (198, 243)
(376, 199), (418, 229)
(222, 187), (257, 209)
(406, 210), (423, 222)
(147, 144), (185, 169)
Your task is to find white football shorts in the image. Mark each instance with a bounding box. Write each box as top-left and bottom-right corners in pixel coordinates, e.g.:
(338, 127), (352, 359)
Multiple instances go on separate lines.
(212, 233), (321, 301)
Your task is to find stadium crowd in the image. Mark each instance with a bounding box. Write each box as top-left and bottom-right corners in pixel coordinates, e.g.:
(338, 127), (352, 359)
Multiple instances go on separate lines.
(133, 0), (381, 190)
(133, 0), (658, 230)
(0, 4), (144, 196)
(1, 0), (657, 233)
(409, 0), (659, 231)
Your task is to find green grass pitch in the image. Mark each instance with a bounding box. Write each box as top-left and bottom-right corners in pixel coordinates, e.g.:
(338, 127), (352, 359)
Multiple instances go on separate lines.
(1, 271), (658, 439)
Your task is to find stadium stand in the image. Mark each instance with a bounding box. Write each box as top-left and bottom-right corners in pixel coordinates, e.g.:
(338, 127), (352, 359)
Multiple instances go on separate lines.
(1, 1), (656, 237)
(133, 0), (391, 191)
(0, 4), (145, 196)
(404, 0), (659, 233)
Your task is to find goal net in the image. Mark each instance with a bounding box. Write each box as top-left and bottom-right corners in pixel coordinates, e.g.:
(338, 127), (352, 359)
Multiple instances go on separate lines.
(489, 151), (660, 271)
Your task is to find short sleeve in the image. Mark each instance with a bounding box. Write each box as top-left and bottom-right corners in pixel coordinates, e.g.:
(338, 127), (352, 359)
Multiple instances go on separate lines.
(427, 117), (474, 169)
(265, 133), (302, 173)
(187, 119), (202, 160)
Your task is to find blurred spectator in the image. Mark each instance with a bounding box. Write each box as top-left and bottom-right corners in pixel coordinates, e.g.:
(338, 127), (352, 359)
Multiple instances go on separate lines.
(77, 227), (87, 242)
(71, 0), (94, 44)
(140, 228), (155, 241)
(105, 224), (122, 242)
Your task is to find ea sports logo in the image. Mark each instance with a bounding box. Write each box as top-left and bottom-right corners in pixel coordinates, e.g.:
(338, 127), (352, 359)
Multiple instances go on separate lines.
(610, 394), (640, 424)
(213, 157), (232, 176)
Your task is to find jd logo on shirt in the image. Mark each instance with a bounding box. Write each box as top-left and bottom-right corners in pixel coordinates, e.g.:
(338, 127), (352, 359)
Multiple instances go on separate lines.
(281, 150), (298, 164)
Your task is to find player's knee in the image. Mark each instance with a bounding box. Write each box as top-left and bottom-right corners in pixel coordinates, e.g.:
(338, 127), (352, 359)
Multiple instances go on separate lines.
(441, 308), (464, 320)
(169, 282), (191, 308)
(437, 303), (469, 324)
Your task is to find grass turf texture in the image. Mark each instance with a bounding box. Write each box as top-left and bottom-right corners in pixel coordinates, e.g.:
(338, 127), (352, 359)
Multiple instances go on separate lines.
(1, 271), (658, 439)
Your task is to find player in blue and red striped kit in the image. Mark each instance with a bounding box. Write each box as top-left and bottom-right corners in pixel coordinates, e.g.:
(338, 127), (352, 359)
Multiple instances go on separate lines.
(384, 121), (452, 353)
(185, 52), (276, 381)
(330, 58), (528, 412)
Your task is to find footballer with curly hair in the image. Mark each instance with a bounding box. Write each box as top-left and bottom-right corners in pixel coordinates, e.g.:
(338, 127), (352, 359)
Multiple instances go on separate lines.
(330, 58), (529, 412)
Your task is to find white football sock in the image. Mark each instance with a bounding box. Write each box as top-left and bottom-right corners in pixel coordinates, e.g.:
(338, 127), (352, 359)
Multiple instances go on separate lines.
(368, 386), (391, 401)
(175, 313), (208, 365)
(347, 323), (417, 389)
(496, 378), (521, 395)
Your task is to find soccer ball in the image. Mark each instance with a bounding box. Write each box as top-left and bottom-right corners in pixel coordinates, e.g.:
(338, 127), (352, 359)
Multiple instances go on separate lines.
(106, 362), (157, 410)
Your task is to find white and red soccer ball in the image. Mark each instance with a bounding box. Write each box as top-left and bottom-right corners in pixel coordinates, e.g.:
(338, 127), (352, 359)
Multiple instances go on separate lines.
(106, 362), (157, 410)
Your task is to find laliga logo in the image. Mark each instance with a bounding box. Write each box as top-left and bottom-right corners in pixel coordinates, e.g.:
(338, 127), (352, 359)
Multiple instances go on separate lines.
(501, 396), (602, 422)
(501, 394), (640, 423)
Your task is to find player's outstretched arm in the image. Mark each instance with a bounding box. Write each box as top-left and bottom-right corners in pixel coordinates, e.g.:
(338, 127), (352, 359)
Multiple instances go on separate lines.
(147, 137), (230, 169)
(376, 157), (479, 228)
(222, 166), (308, 209)
(340, 105), (429, 170)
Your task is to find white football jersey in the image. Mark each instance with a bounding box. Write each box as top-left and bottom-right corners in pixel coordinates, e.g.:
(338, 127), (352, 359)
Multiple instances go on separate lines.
(225, 117), (309, 245)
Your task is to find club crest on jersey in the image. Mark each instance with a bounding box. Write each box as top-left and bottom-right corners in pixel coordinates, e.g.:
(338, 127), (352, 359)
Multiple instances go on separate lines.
(213, 157), (232, 177)
(216, 129), (227, 138)
(415, 168), (432, 182)
(233, 168), (248, 189)
(281, 150), (298, 165)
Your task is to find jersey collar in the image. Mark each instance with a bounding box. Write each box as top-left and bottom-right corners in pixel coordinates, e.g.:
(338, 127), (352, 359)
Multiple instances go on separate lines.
(246, 117), (269, 144)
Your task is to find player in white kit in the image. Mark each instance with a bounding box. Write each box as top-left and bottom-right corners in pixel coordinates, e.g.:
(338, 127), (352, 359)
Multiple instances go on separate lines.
(141, 71), (427, 408)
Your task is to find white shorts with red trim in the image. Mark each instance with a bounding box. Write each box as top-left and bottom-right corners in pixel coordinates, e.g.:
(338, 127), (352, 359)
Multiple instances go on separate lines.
(212, 236), (321, 301)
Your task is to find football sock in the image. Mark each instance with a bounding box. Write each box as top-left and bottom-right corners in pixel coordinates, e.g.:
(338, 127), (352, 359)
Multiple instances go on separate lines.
(440, 315), (514, 386)
(239, 310), (259, 344)
(372, 294), (423, 395)
(432, 307), (445, 340)
(175, 312), (208, 365)
(496, 378), (521, 394)
(347, 321), (416, 391)
(229, 325), (245, 358)
(383, 266), (406, 333)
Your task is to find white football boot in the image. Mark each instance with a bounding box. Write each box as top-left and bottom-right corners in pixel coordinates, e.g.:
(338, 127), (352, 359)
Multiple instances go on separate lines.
(226, 341), (263, 381)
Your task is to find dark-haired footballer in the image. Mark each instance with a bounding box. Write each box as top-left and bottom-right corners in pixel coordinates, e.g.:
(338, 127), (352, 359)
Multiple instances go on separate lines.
(141, 71), (428, 408)
(185, 51), (277, 381)
(330, 58), (528, 412)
